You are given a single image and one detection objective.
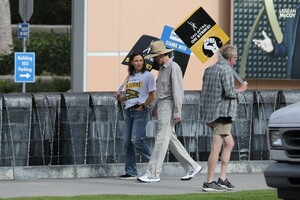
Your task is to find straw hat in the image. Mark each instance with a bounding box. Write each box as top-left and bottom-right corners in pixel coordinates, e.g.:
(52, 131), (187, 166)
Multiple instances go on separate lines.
(144, 40), (173, 59)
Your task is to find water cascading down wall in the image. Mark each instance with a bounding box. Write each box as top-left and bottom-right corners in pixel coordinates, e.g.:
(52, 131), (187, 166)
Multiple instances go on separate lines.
(0, 90), (300, 167)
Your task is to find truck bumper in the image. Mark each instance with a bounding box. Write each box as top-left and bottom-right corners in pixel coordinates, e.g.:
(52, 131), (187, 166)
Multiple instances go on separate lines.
(264, 162), (300, 199)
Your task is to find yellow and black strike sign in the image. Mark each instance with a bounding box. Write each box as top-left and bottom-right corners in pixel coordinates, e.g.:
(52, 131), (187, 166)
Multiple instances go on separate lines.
(174, 6), (229, 63)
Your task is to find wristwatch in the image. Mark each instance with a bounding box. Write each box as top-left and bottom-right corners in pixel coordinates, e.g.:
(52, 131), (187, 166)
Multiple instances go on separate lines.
(141, 104), (146, 109)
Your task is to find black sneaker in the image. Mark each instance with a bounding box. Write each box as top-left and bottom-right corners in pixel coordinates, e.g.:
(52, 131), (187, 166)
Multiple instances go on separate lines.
(217, 178), (235, 190)
(119, 174), (136, 179)
(202, 181), (227, 192)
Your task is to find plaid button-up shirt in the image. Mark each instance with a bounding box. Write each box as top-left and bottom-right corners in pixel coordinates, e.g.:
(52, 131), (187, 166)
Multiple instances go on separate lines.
(200, 61), (238, 123)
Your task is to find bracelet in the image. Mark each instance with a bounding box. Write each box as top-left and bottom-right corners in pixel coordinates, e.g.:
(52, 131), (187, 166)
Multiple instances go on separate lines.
(141, 104), (146, 109)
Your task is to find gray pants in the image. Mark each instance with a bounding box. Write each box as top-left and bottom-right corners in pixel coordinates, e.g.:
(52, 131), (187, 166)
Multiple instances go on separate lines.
(145, 99), (198, 179)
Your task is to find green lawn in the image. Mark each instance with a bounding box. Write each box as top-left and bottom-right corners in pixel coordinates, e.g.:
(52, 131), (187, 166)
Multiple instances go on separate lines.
(0, 190), (278, 200)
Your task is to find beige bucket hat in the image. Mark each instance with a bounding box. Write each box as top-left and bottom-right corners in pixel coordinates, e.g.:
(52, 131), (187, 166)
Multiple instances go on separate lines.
(144, 40), (173, 59)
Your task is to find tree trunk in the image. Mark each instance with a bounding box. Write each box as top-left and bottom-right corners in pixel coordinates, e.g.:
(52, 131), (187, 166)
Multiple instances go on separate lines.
(0, 0), (13, 55)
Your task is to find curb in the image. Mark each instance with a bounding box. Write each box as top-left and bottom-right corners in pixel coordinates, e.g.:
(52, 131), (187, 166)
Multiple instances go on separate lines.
(0, 160), (274, 180)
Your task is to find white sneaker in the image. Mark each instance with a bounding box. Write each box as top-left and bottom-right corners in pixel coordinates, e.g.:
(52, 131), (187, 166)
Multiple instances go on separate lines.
(137, 174), (160, 183)
(181, 165), (202, 181)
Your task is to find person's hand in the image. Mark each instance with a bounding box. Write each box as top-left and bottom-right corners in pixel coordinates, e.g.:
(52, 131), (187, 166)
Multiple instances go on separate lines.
(173, 117), (181, 124)
(135, 106), (144, 111)
(114, 92), (123, 101)
(253, 31), (274, 53)
(151, 106), (157, 118)
(237, 81), (248, 92)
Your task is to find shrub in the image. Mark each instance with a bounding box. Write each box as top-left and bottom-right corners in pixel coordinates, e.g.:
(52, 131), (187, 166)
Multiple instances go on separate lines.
(0, 50), (15, 75)
(0, 31), (71, 76)
(0, 77), (70, 93)
(10, 0), (71, 25)
(0, 80), (18, 93)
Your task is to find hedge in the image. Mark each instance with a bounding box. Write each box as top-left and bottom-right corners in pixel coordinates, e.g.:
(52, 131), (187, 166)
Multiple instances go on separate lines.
(0, 31), (71, 76)
(0, 76), (70, 93)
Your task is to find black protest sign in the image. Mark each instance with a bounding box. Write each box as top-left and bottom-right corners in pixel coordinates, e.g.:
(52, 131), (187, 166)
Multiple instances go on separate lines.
(121, 35), (159, 71)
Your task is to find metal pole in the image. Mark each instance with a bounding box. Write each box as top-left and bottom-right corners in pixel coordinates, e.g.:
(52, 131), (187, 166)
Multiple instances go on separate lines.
(22, 38), (26, 93)
(22, 0), (27, 93)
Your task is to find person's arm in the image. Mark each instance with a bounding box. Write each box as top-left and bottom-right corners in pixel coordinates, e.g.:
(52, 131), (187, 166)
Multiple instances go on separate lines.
(114, 93), (126, 101)
(236, 82), (248, 92)
(137, 73), (157, 111)
(272, 16), (294, 57)
(171, 64), (183, 120)
(142, 91), (156, 108)
(221, 68), (248, 98)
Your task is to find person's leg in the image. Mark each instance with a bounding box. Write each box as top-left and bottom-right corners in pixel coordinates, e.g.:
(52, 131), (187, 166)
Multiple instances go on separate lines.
(168, 129), (199, 173)
(144, 100), (173, 179)
(203, 122), (230, 191)
(123, 109), (136, 176)
(132, 108), (151, 162)
(206, 134), (223, 183)
(220, 134), (235, 180)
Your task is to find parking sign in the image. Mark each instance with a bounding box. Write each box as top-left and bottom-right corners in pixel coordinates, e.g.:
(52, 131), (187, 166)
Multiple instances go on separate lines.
(18, 23), (30, 38)
(14, 52), (35, 83)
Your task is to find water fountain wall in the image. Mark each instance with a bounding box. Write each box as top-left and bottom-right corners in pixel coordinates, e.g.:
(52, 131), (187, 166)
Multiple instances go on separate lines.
(31, 93), (61, 166)
(0, 90), (299, 167)
(232, 90), (254, 161)
(1, 94), (32, 166)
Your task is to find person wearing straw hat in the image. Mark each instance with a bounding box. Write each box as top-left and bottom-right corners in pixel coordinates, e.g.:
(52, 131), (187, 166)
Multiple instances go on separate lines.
(137, 40), (202, 183)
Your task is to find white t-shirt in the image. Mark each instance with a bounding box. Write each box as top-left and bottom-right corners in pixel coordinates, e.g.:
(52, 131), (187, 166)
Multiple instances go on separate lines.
(125, 71), (156, 109)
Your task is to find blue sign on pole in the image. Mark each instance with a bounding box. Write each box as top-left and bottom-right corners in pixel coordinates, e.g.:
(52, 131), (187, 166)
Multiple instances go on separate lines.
(17, 23), (30, 39)
(160, 25), (191, 76)
(14, 52), (35, 83)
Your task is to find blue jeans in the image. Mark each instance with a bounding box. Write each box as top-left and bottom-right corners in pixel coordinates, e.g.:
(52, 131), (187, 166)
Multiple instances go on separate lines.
(123, 107), (152, 176)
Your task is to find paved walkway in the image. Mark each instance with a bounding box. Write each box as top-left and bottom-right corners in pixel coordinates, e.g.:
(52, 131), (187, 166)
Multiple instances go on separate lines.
(0, 173), (272, 198)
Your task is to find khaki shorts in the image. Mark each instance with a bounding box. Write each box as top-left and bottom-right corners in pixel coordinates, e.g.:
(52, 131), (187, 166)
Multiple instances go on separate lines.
(207, 118), (232, 136)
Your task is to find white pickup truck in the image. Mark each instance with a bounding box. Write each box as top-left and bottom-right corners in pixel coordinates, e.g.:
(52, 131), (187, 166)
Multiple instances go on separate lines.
(264, 102), (300, 200)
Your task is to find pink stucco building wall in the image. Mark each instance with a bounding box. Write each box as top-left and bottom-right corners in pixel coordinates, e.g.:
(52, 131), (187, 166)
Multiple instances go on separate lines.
(83, 0), (300, 92)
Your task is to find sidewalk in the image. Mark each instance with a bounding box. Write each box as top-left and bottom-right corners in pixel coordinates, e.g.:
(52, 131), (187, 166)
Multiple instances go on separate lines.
(0, 173), (272, 198)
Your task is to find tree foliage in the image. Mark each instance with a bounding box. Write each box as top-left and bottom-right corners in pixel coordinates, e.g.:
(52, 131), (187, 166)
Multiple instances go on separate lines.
(10, 0), (71, 24)
(0, 32), (71, 76)
(2, 0), (72, 76)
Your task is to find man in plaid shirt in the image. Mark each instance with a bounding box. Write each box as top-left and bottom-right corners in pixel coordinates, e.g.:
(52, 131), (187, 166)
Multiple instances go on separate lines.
(200, 45), (248, 192)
